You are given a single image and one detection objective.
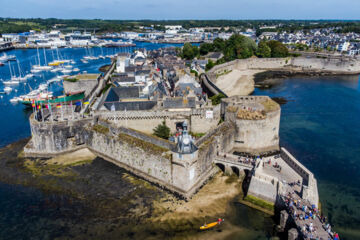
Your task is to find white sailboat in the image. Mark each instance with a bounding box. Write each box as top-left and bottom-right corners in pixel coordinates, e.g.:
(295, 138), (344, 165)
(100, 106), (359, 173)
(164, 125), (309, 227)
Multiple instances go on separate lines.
(32, 48), (52, 71)
(4, 86), (12, 93)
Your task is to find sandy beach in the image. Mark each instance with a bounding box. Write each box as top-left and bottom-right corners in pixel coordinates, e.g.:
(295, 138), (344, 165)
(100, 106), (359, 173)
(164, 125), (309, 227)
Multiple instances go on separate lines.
(214, 69), (262, 96)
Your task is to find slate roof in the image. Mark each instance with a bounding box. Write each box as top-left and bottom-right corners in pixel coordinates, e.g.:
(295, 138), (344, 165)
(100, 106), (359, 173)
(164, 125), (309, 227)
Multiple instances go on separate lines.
(163, 97), (196, 109)
(105, 87), (140, 101)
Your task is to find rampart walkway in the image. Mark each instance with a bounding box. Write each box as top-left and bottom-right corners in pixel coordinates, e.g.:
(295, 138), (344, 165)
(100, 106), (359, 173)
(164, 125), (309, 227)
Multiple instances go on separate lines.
(214, 152), (255, 172)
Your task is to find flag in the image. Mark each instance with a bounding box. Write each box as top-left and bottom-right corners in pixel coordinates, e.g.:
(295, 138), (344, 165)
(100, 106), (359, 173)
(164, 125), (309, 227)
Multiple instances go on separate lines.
(37, 105), (41, 110)
(75, 101), (81, 106)
(84, 101), (89, 105)
(56, 104), (62, 108)
(46, 104), (51, 110)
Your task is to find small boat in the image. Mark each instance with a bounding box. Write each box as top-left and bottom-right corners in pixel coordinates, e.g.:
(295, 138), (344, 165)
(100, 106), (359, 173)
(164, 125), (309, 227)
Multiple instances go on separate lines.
(50, 67), (62, 73)
(199, 219), (224, 230)
(61, 68), (73, 74)
(0, 53), (16, 62)
(10, 97), (21, 103)
(73, 68), (80, 72)
(3, 80), (20, 85)
(4, 86), (12, 93)
(0, 62), (4, 67)
(31, 68), (42, 73)
(25, 73), (34, 79)
(21, 91), (85, 107)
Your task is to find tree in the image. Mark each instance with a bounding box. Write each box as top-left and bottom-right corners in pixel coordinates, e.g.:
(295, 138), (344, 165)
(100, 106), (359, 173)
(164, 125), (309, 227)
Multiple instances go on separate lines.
(256, 41), (271, 58)
(267, 40), (289, 58)
(199, 43), (214, 55)
(213, 38), (225, 52)
(205, 59), (215, 71)
(181, 42), (199, 60)
(222, 34), (257, 61)
(210, 93), (226, 105)
(153, 121), (171, 140)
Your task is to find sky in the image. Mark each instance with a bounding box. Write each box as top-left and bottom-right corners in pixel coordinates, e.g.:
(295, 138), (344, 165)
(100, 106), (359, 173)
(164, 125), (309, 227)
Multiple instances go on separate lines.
(0, 0), (360, 20)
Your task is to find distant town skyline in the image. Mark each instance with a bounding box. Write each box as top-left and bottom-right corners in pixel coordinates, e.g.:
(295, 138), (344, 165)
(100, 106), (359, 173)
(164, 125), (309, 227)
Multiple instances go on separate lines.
(1, 0), (360, 20)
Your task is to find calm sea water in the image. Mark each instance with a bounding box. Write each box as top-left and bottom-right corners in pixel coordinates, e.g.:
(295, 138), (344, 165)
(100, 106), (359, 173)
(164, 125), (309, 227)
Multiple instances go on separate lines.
(1, 46), (359, 239)
(254, 75), (360, 240)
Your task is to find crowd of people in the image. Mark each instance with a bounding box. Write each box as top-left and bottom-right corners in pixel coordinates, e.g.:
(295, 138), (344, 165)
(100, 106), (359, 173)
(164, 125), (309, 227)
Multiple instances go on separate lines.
(284, 192), (340, 240)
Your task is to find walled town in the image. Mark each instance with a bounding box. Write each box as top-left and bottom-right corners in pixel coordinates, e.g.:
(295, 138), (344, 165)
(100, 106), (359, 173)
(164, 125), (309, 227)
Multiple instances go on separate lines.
(18, 42), (357, 239)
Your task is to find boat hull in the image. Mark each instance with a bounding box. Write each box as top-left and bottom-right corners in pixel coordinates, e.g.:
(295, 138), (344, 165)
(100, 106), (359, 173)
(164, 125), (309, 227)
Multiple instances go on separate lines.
(21, 92), (85, 107)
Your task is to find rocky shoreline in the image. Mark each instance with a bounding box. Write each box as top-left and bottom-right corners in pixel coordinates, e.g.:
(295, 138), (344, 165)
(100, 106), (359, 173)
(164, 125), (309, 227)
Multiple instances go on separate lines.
(254, 69), (359, 88)
(0, 139), (277, 239)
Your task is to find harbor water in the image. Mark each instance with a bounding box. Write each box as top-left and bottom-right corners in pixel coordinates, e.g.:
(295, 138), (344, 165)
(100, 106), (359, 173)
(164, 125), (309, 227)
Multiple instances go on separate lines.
(254, 75), (360, 240)
(0, 45), (360, 239)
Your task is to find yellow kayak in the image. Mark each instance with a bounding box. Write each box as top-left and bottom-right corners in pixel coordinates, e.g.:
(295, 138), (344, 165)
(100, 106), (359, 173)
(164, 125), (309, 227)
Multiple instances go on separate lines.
(200, 222), (218, 230)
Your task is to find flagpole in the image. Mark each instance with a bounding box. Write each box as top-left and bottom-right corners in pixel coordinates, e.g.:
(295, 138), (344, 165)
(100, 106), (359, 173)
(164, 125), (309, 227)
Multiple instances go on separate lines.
(41, 103), (44, 123)
(48, 100), (53, 122)
(61, 101), (64, 121)
(70, 101), (74, 120)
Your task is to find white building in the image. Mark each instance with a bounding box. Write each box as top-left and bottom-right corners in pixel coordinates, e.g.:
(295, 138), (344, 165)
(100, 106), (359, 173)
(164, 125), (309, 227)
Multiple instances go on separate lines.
(338, 42), (350, 52)
(165, 25), (182, 34)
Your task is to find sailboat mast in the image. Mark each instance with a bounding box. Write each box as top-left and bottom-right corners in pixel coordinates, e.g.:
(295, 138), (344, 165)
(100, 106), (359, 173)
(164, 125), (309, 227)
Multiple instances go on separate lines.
(17, 60), (22, 78)
(43, 48), (48, 66)
(37, 47), (40, 66)
(8, 62), (12, 78)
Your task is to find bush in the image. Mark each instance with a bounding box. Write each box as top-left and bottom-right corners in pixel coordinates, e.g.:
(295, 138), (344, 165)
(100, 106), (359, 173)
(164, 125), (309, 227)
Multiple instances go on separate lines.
(190, 69), (198, 77)
(267, 40), (289, 58)
(153, 121), (170, 140)
(210, 93), (226, 105)
(205, 59), (215, 71)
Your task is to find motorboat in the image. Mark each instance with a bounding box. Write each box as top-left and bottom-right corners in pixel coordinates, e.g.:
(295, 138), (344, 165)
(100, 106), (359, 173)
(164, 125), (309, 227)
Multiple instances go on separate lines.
(4, 86), (12, 93)
(10, 97), (22, 103)
(61, 68), (73, 74)
(3, 80), (20, 85)
(0, 53), (16, 62)
(25, 73), (34, 79)
(50, 67), (63, 73)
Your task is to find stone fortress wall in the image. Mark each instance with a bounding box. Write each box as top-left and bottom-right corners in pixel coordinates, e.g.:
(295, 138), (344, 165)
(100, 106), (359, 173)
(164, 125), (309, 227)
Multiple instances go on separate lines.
(96, 105), (221, 135)
(280, 148), (319, 207)
(24, 55), (321, 207)
(221, 95), (281, 154)
(24, 111), (233, 198)
(208, 56), (360, 74)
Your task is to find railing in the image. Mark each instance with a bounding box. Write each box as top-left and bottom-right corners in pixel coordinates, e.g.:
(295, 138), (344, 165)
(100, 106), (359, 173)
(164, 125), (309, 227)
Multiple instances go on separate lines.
(214, 152), (255, 169)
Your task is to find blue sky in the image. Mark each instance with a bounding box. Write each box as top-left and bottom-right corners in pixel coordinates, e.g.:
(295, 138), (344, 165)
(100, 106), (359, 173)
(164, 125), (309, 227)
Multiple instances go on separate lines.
(0, 0), (359, 20)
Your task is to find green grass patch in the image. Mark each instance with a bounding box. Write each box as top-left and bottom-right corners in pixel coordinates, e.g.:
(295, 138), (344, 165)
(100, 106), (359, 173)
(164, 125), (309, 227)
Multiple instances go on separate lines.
(118, 133), (170, 157)
(102, 84), (112, 94)
(23, 159), (77, 178)
(244, 194), (274, 212)
(261, 98), (280, 112)
(189, 132), (206, 138)
(216, 69), (232, 78)
(93, 124), (109, 134)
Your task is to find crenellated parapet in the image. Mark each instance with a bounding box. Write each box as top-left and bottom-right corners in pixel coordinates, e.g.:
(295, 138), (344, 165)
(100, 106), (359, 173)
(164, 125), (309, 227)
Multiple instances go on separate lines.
(221, 95), (281, 154)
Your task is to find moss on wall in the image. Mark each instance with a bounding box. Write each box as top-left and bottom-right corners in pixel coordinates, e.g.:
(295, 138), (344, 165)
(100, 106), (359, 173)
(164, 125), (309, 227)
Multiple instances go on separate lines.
(93, 124), (109, 134)
(261, 99), (280, 113)
(243, 194), (275, 212)
(118, 133), (170, 157)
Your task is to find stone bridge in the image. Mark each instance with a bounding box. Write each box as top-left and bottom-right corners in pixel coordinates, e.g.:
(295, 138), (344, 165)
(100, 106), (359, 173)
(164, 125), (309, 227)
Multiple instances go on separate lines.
(213, 152), (255, 177)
